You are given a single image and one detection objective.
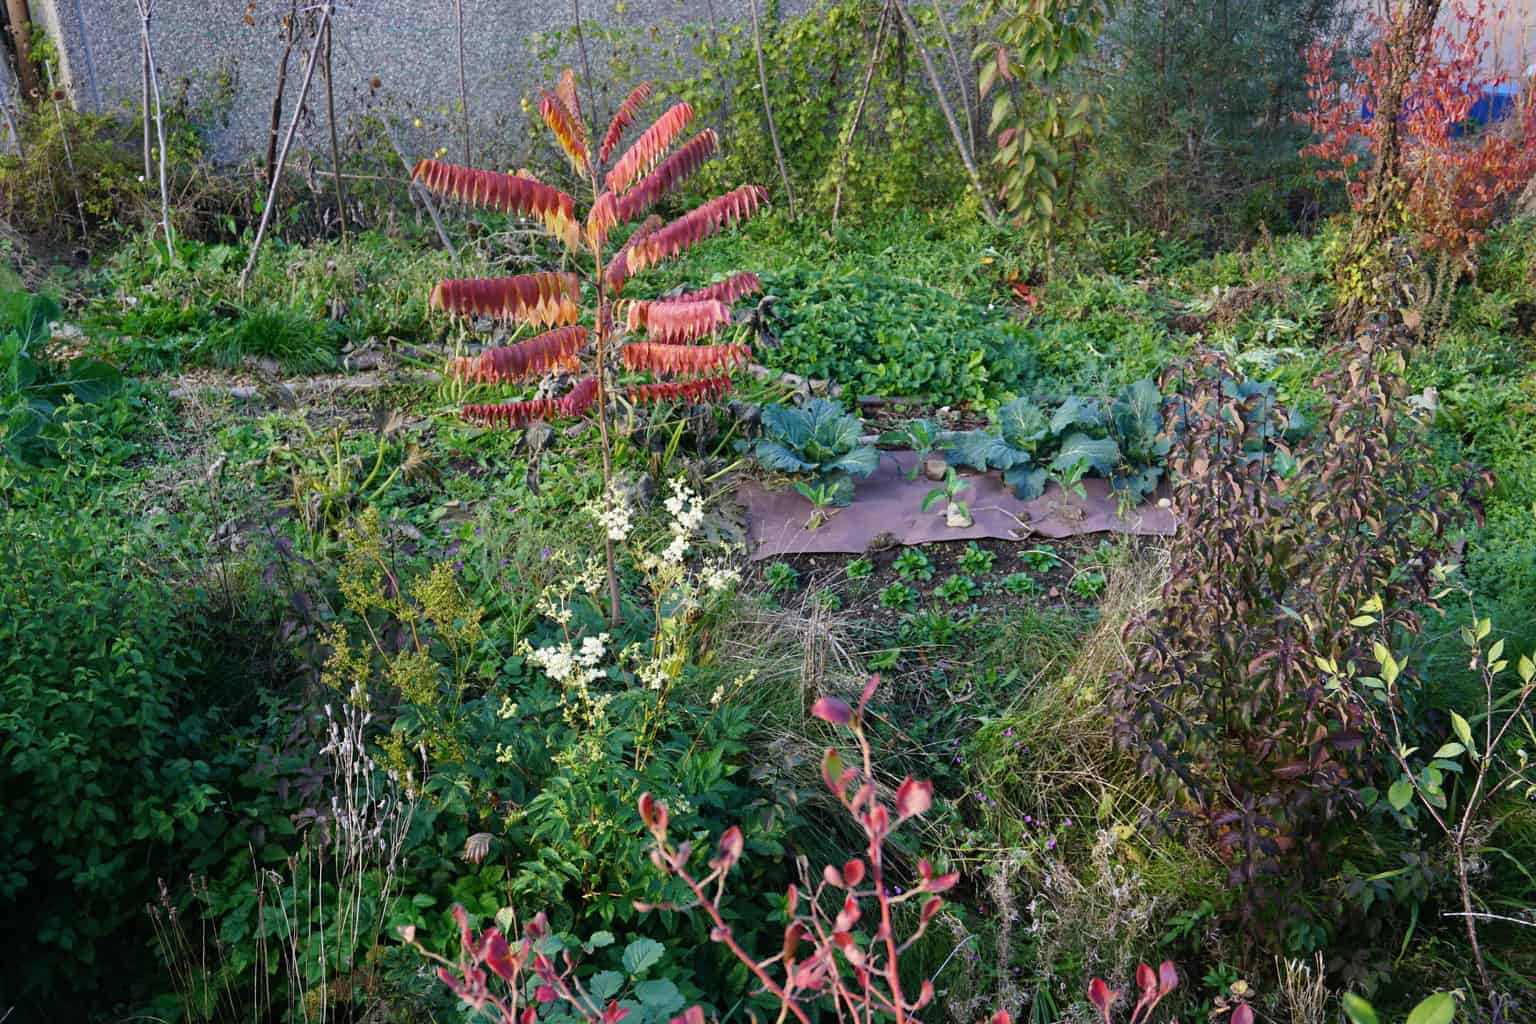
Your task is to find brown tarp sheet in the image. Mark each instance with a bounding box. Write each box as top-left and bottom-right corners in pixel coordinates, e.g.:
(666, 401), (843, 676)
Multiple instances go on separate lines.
(739, 450), (1176, 560)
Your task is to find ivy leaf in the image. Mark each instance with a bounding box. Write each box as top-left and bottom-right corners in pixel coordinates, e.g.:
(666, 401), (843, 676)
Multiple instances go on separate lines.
(1387, 778), (1414, 812)
(1050, 433), (1120, 475)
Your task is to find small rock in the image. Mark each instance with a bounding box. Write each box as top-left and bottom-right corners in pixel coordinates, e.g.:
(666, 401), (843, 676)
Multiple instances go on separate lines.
(924, 457), (948, 481)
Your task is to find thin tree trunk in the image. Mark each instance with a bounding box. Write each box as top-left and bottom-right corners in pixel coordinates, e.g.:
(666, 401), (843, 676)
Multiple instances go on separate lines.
(44, 61), (86, 236)
(242, 2), (333, 291)
(890, 0), (998, 222)
(747, 0), (797, 220)
(140, 34), (150, 175)
(1337, 0), (1442, 322)
(266, 0), (298, 191)
(832, 0), (892, 224)
(322, 17), (348, 249)
(454, 0), (470, 165)
(4, 0), (41, 104)
(0, 60), (23, 157)
(570, 0), (597, 129)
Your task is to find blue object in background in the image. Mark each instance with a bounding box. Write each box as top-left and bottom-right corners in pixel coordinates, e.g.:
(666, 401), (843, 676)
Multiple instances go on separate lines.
(1459, 82), (1519, 135)
(1359, 80), (1521, 135)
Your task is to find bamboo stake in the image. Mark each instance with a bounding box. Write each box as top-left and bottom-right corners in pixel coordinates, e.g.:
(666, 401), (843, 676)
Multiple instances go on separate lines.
(832, 0), (893, 224)
(132, 0), (174, 257)
(747, 0), (797, 220)
(241, 2), (333, 291)
(321, 16), (348, 249)
(890, 0), (997, 222)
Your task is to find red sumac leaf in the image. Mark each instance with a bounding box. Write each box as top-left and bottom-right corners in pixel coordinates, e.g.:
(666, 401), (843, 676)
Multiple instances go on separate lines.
(607, 101), (694, 193)
(412, 159), (579, 247)
(430, 272), (581, 328)
(449, 325), (587, 383)
(601, 82), (653, 163)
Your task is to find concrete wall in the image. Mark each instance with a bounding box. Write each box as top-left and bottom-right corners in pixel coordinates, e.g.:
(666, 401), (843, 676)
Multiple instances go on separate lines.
(37, 0), (812, 166)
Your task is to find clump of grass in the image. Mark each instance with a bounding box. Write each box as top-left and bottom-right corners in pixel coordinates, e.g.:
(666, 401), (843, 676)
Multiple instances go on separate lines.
(206, 305), (338, 375)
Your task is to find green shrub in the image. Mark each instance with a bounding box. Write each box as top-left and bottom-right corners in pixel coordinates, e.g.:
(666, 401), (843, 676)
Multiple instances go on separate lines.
(0, 483), (238, 1007)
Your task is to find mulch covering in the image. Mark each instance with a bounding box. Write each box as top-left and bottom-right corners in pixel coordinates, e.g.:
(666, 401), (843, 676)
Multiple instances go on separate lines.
(738, 450), (1176, 560)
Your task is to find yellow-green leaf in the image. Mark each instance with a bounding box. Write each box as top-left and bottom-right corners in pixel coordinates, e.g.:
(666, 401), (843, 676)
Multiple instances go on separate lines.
(1404, 992), (1455, 1024)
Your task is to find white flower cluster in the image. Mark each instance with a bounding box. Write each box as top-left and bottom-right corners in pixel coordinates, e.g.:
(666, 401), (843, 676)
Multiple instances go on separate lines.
(700, 557), (741, 594)
(527, 632), (610, 689)
(659, 479), (707, 566)
(593, 482), (633, 542)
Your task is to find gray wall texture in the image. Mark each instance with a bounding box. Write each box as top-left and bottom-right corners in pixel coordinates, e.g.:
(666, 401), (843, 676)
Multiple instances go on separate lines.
(37, 0), (813, 166)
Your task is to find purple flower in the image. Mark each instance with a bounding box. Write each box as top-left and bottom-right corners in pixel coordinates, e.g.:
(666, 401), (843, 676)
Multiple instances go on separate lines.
(1047, 837), (1056, 850)
(1064, 819), (1072, 827)
(1024, 815), (1032, 824)
(1003, 728), (1013, 737)
(540, 547), (553, 560)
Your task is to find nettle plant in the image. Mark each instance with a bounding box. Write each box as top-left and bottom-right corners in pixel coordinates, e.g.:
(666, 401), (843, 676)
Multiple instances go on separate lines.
(414, 69), (768, 622)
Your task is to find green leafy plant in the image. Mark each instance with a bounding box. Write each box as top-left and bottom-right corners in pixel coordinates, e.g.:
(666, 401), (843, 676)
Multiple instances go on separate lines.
(763, 561), (800, 595)
(878, 581), (919, 610)
(1325, 604), (1535, 1003)
(921, 466), (973, 527)
(880, 417), (945, 480)
(892, 548), (934, 582)
(752, 397), (878, 506)
(1, 289), (124, 467)
(1019, 547), (1059, 573)
(1001, 571), (1041, 596)
(1069, 569), (1107, 601)
(958, 542), (996, 575)
(811, 589), (843, 612)
(934, 574), (979, 605)
(900, 608), (971, 648)
(792, 477), (848, 529)
(945, 378), (1175, 503)
(756, 269), (1038, 405)
(845, 557), (875, 580)
(1341, 991), (1458, 1024)
(976, 0), (1112, 259)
